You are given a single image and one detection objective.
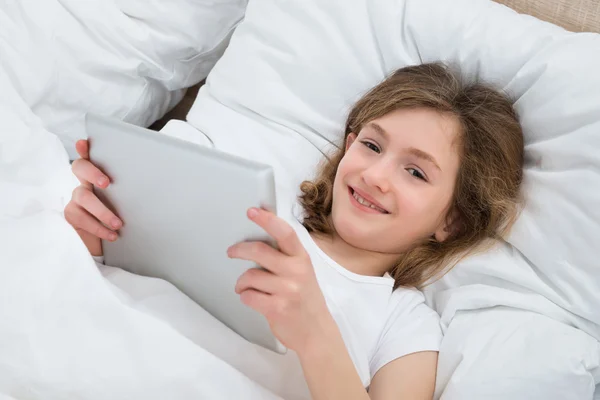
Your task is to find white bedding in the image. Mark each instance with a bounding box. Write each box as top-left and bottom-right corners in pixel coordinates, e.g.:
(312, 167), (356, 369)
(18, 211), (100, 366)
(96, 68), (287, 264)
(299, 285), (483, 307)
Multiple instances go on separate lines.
(1, 0), (247, 159)
(0, 89), (284, 399)
(0, 1), (286, 399)
(2, 0), (600, 398)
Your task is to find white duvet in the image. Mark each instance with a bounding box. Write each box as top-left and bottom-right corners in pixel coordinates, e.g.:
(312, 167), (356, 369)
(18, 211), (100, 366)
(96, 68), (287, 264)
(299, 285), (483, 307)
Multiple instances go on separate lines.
(0, 54), (283, 400)
(0, 1), (285, 399)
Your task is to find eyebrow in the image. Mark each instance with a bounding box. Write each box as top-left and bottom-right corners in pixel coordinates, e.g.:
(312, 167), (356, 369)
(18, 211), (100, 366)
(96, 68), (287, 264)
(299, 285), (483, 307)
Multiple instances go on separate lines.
(366, 122), (442, 171)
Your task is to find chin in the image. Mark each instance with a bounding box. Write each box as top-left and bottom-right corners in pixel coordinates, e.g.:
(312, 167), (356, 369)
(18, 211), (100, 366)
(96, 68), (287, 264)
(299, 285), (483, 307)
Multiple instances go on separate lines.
(332, 211), (376, 249)
(331, 208), (414, 254)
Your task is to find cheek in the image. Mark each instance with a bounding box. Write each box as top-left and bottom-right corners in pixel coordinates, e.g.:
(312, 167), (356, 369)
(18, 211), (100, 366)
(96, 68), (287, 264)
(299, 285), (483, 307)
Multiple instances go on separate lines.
(331, 162), (348, 213)
(394, 194), (429, 232)
(337, 151), (358, 174)
(333, 154), (357, 190)
(332, 166), (346, 199)
(392, 187), (448, 232)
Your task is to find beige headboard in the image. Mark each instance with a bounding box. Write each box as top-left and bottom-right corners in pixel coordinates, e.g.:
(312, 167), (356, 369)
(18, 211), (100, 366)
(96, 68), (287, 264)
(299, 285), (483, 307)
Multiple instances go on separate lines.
(494, 0), (600, 33)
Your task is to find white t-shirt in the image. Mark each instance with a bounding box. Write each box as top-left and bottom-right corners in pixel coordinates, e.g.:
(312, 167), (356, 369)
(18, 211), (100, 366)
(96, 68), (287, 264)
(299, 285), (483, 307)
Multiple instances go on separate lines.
(288, 215), (442, 387)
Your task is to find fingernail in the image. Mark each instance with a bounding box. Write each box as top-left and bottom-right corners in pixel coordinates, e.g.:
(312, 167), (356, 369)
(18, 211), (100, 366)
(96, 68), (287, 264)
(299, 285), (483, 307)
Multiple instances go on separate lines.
(111, 218), (122, 229)
(108, 233), (117, 241)
(98, 176), (108, 186)
(248, 208), (259, 218)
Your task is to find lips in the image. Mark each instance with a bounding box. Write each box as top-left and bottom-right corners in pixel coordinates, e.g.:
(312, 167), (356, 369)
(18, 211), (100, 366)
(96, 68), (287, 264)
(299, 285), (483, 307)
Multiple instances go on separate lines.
(348, 186), (390, 214)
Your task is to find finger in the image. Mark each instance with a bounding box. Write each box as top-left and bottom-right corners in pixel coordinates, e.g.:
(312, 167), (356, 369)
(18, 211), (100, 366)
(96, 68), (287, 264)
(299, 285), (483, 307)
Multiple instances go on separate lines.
(235, 268), (282, 295)
(239, 289), (275, 319)
(72, 158), (110, 189)
(65, 204), (118, 242)
(247, 208), (305, 257)
(228, 241), (286, 275)
(75, 139), (90, 160)
(72, 186), (122, 229)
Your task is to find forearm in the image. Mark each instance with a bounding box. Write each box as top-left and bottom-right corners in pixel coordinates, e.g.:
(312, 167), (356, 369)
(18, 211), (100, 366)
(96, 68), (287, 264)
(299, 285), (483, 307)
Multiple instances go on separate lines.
(298, 322), (370, 400)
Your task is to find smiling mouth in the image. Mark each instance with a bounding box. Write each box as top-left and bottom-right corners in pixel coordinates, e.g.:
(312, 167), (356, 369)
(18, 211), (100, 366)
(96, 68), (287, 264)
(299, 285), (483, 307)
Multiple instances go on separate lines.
(348, 187), (390, 214)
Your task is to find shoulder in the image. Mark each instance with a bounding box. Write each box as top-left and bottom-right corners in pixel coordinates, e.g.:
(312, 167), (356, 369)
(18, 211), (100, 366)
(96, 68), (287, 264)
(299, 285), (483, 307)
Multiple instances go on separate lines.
(385, 286), (436, 317)
(378, 287), (441, 343)
(382, 286), (441, 336)
(369, 287), (442, 377)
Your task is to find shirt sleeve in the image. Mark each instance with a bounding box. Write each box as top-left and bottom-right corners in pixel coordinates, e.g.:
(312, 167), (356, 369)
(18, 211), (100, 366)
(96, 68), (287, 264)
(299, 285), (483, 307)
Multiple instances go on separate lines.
(369, 287), (443, 377)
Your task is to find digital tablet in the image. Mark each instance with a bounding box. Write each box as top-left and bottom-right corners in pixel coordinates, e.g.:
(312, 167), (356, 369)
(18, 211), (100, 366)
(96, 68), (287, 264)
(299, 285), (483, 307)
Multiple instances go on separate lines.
(86, 113), (285, 354)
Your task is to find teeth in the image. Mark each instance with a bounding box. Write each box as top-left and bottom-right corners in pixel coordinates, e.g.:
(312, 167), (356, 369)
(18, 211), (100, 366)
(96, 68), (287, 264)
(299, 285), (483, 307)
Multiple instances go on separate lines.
(353, 191), (386, 213)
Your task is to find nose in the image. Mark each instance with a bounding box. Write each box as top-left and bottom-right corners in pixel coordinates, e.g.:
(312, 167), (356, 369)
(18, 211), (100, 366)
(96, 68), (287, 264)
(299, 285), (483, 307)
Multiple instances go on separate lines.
(361, 158), (392, 193)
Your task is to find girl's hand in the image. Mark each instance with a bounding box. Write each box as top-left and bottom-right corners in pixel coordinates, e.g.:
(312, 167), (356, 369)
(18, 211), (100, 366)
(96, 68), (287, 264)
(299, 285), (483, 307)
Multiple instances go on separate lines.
(64, 139), (123, 256)
(227, 208), (337, 354)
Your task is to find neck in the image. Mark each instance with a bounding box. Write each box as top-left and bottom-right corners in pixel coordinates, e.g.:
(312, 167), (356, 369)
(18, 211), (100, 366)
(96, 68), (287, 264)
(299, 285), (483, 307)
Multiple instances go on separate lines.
(310, 230), (399, 277)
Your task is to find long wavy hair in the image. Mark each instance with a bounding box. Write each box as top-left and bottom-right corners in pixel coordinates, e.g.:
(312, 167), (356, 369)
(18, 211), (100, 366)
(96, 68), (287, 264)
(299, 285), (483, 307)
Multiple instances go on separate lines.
(299, 63), (524, 288)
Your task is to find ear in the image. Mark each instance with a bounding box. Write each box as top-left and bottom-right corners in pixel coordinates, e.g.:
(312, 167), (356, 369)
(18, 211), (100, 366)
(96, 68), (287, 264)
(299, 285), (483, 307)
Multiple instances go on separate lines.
(345, 133), (358, 152)
(434, 209), (462, 243)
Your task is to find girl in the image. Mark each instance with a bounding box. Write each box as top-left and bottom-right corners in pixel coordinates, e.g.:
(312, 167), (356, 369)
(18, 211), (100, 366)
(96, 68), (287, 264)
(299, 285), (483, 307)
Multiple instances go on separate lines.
(65, 63), (523, 399)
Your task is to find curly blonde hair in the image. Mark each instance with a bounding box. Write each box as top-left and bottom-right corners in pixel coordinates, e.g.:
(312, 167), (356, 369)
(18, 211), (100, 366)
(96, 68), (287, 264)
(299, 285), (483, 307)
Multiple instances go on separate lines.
(299, 63), (524, 288)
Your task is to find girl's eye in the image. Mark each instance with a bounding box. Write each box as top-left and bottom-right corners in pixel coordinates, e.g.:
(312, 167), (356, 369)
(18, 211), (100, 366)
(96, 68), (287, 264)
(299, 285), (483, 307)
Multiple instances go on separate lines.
(361, 141), (381, 153)
(407, 168), (427, 181)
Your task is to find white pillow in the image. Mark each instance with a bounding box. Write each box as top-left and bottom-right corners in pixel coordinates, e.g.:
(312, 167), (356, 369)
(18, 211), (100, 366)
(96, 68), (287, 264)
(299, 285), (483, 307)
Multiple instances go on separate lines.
(187, 0), (600, 396)
(435, 308), (600, 399)
(1, 0), (247, 158)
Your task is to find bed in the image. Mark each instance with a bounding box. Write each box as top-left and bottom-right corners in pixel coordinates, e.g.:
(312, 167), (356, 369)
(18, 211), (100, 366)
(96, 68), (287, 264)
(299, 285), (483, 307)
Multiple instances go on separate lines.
(1, 0), (599, 399)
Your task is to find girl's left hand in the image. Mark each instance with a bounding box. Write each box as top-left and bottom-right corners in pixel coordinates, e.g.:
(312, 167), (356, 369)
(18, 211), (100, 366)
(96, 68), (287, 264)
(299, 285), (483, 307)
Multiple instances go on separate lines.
(227, 208), (336, 354)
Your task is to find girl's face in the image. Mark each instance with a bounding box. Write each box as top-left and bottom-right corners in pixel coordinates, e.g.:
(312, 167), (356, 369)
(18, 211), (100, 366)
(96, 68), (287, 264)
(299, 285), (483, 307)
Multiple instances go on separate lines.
(331, 108), (462, 255)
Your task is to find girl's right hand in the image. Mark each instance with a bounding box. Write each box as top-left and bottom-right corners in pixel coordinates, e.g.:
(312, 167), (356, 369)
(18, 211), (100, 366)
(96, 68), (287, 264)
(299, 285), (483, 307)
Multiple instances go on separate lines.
(64, 139), (123, 257)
